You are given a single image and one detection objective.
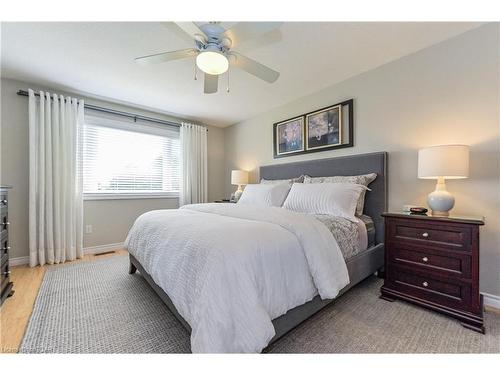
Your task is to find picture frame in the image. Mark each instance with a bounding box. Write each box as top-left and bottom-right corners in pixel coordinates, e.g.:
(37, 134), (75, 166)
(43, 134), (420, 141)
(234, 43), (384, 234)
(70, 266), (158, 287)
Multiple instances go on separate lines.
(306, 104), (342, 151)
(272, 99), (354, 158)
(273, 116), (305, 157)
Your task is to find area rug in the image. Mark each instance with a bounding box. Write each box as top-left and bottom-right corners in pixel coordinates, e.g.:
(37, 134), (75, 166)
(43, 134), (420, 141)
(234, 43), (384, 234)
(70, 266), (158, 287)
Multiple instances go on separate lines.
(20, 255), (500, 353)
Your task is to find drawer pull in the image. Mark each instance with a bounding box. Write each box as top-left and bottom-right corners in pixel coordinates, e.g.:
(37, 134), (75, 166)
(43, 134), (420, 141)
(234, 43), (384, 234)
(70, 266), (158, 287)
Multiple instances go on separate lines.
(422, 281), (429, 287)
(422, 232), (429, 238)
(422, 257), (429, 262)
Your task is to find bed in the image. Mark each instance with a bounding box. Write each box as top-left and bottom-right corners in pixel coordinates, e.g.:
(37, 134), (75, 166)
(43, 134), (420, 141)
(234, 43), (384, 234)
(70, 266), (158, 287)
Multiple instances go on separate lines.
(126, 151), (387, 353)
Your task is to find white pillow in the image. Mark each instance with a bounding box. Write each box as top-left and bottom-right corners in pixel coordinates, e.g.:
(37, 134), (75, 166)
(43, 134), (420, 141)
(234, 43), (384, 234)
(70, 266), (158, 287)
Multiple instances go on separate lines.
(304, 173), (377, 216)
(237, 184), (291, 207)
(282, 183), (367, 220)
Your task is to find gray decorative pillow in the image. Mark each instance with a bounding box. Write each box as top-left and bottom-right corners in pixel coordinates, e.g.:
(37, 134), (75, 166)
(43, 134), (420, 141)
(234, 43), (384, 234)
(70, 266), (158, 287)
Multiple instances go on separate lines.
(304, 173), (377, 216)
(260, 175), (305, 185)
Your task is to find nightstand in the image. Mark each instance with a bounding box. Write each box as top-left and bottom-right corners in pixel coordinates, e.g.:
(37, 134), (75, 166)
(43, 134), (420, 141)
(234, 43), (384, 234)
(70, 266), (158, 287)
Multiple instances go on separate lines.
(380, 212), (485, 333)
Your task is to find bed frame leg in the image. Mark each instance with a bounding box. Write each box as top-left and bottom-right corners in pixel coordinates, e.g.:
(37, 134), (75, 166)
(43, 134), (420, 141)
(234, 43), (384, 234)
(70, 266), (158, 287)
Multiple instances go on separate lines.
(376, 267), (385, 279)
(129, 261), (137, 275)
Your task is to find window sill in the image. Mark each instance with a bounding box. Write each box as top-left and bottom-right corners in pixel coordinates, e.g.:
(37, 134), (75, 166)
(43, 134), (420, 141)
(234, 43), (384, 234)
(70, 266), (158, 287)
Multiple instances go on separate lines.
(83, 193), (179, 201)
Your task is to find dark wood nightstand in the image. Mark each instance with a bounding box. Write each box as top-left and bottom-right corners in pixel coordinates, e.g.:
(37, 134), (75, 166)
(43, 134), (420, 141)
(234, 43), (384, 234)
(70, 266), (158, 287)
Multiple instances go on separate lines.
(380, 212), (485, 333)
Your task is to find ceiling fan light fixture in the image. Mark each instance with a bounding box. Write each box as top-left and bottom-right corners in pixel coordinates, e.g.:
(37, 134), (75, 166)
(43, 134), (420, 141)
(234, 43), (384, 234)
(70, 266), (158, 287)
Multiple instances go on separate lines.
(196, 50), (229, 75)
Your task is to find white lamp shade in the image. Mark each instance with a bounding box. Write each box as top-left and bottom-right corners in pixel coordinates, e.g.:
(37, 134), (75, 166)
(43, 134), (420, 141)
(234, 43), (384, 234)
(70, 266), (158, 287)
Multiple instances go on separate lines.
(418, 145), (469, 179)
(231, 170), (249, 186)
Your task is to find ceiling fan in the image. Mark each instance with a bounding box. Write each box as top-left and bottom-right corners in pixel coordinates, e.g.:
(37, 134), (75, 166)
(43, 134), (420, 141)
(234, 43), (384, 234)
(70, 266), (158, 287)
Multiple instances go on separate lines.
(135, 22), (282, 94)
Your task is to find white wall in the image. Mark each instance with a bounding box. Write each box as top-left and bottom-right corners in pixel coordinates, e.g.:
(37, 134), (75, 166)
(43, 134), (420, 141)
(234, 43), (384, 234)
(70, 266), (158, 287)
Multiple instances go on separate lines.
(0, 77), (226, 257)
(224, 24), (500, 296)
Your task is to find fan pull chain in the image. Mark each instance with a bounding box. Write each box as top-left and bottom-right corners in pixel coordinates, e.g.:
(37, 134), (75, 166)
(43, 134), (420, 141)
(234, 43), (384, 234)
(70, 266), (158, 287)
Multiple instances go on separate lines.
(226, 68), (230, 93)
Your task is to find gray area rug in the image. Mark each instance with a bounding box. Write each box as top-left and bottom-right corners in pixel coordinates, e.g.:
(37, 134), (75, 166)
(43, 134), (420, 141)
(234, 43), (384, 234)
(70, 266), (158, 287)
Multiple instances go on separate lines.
(21, 255), (500, 353)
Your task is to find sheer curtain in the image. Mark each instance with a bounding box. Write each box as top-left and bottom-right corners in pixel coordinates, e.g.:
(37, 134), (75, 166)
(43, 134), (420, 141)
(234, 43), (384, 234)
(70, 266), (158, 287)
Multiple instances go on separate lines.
(179, 122), (207, 206)
(28, 89), (84, 266)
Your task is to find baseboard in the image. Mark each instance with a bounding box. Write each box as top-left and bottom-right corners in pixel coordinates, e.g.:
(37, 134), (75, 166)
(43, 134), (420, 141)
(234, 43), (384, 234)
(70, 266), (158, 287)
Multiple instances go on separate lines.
(9, 242), (125, 267)
(9, 256), (30, 266)
(482, 292), (500, 310)
(83, 242), (124, 255)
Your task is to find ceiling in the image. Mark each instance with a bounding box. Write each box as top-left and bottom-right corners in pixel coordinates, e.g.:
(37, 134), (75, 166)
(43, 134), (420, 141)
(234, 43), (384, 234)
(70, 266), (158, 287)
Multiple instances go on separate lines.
(1, 22), (482, 127)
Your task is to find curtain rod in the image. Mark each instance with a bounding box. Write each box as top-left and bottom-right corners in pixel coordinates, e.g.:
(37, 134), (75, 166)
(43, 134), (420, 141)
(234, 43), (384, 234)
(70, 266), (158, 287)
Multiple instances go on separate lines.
(16, 89), (193, 129)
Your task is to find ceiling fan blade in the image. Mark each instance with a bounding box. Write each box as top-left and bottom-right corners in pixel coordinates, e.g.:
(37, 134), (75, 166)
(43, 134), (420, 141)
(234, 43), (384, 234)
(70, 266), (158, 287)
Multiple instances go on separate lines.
(223, 22), (282, 47)
(175, 22), (207, 43)
(204, 73), (218, 94)
(135, 48), (197, 65)
(230, 52), (280, 83)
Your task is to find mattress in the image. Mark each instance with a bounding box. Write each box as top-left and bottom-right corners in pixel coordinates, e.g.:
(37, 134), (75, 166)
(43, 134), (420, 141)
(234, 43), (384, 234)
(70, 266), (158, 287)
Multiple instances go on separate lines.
(312, 214), (375, 260)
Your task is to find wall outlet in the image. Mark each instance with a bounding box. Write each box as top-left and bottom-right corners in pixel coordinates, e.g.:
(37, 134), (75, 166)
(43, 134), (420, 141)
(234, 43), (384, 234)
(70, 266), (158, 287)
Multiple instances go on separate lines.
(85, 225), (93, 234)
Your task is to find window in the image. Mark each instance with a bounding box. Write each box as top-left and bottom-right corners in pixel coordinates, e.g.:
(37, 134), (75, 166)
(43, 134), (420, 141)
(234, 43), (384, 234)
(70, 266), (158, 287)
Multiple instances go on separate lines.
(82, 116), (180, 199)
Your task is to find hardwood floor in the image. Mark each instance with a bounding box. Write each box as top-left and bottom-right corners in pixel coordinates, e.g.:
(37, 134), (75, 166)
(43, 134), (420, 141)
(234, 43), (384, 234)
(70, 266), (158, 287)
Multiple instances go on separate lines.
(0, 249), (127, 354)
(0, 248), (499, 354)
(487, 305), (500, 315)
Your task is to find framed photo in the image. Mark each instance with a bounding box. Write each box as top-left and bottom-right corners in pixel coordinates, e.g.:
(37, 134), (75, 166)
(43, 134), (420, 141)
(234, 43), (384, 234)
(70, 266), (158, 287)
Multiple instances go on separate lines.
(272, 99), (353, 158)
(306, 104), (342, 151)
(273, 116), (305, 157)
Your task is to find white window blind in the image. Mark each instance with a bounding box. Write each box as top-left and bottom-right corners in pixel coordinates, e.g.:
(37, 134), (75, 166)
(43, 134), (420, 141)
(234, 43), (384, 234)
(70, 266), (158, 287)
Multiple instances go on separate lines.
(82, 116), (180, 198)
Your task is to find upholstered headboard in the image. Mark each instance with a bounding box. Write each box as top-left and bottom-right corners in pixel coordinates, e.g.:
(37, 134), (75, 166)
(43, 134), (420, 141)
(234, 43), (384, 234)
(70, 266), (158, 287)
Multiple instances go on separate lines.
(259, 152), (388, 244)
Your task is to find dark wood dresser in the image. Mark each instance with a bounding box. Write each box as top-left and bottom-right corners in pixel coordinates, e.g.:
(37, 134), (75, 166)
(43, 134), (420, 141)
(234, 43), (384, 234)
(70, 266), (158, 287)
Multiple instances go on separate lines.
(380, 212), (485, 333)
(1, 185), (14, 306)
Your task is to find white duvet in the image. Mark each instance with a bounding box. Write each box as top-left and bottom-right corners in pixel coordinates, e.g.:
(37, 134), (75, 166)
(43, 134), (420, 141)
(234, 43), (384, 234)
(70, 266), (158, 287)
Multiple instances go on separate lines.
(124, 203), (349, 353)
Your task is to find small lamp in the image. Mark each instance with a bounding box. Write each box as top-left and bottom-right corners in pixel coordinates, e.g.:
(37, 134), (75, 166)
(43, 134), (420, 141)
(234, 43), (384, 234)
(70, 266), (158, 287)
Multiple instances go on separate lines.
(231, 170), (249, 202)
(418, 145), (469, 217)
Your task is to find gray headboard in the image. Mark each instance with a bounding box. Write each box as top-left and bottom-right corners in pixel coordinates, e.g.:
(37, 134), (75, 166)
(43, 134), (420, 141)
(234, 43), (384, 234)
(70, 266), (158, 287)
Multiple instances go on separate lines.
(259, 152), (388, 244)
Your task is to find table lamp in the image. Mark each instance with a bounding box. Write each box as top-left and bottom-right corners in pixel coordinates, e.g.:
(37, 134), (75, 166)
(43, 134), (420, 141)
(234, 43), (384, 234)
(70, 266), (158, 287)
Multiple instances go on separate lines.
(231, 170), (249, 202)
(418, 145), (469, 217)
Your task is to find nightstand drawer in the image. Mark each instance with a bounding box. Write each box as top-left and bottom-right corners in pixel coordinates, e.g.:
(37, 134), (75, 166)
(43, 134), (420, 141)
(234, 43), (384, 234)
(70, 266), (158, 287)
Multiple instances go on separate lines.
(387, 266), (472, 311)
(1, 261), (11, 293)
(0, 193), (7, 208)
(1, 207), (9, 232)
(1, 235), (9, 267)
(389, 218), (471, 251)
(389, 244), (471, 279)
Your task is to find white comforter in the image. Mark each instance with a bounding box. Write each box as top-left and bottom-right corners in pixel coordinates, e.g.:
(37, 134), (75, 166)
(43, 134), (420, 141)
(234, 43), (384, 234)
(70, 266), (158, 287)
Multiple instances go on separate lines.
(125, 203), (349, 353)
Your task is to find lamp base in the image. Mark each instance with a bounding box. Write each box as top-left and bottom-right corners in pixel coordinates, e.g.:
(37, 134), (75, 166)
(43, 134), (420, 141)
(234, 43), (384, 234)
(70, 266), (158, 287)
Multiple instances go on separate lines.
(427, 177), (454, 217)
(233, 185), (243, 202)
(430, 209), (450, 218)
